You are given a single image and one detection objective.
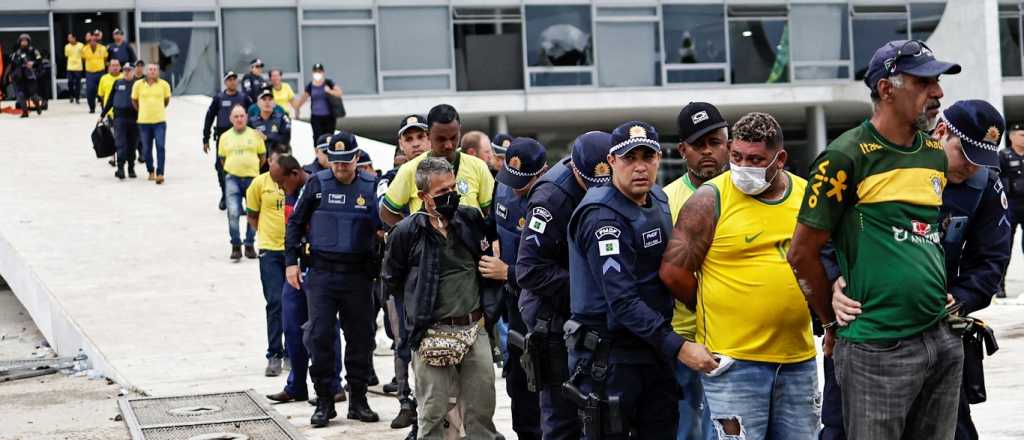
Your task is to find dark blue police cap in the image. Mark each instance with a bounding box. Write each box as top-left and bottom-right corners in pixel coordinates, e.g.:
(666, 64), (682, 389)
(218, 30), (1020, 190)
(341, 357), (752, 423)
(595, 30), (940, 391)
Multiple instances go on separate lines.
(398, 114), (428, 136)
(492, 133), (513, 157)
(941, 100), (1005, 168)
(315, 133), (332, 151)
(609, 121), (661, 157)
(357, 150), (373, 167)
(497, 137), (547, 189)
(865, 40), (960, 91)
(570, 131), (613, 188)
(325, 131), (360, 163)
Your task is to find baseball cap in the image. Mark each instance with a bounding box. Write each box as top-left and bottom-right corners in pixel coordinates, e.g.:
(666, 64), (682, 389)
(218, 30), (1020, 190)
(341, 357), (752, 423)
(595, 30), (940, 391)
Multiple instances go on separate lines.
(357, 150), (373, 167)
(864, 40), (961, 91)
(312, 63), (325, 72)
(122, 61), (135, 70)
(250, 58), (264, 67)
(315, 133), (332, 151)
(678, 102), (728, 145)
(112, 28), (124, 36)
(258, 86), (273, 99)
(492, 133), (513, 157)
(609, 121), (661, 157)
(497, 138), (548, 189)
(398, 114), (428, 137)
(570, 131), (614, 188)
(223, 70), (238, 81)
(941, 100), (1005, 168)
(325, 131), (360, 163)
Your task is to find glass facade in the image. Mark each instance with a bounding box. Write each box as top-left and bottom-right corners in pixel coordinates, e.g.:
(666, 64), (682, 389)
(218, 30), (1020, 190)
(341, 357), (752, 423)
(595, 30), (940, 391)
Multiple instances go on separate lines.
(663, 4), (727, 84)
(379, 6), (452, 92)
(596, 7), (660, 87)
(453, 8), (524, 91)
(525, 4), (594, 87)
(1002, 4), (1024, 77)
(221, 8), (299, 75)
(138, 8), (220, 97)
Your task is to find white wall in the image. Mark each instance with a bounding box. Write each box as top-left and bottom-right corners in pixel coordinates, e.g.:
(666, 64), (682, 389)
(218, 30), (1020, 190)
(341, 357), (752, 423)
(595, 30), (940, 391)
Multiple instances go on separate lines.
(925, 0), (1003, 115)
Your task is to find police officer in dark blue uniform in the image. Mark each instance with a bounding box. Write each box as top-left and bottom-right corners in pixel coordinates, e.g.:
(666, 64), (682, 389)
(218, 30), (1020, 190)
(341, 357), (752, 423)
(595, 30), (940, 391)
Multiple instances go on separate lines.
(204, 71), (253, 210)
(242, 58), (268, 103)
(107, 29), (137, 66)
(819, 100), (1012, 440)
(516, 131), (613, 440)
(999, 121), (1024, 297)
(305, 134), (331, 176)
(100, 61), (139, 179)
(565, 121), (685, 439)
(488, 137), (549, 440)
(285, 131), (382, 428)
(249, 87), (292, 152)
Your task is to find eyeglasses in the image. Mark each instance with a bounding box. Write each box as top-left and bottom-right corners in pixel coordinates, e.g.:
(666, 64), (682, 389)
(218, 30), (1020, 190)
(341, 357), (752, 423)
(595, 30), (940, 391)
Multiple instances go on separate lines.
(884, 39), (932, 75)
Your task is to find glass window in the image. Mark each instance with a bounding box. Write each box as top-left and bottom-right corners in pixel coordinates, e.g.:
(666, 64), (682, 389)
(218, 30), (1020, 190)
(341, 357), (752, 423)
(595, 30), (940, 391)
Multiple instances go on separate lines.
(596, 7), (656, 17)
(728, 19), (789, 84)
(383, 75), (450, 91)
(529, 71), (593, 87)
(0, 13), (49, 28)
(795, 65), (849, 80)
(525, 5), (593, 67)
(302, 9), (373, 21)
(140, 27), (220, 96)
(852, 13), (909, 80)
(302, 25), (377, 95)
(454, 8), (523, 91)
(140, 12), (215, 22)
(663, 4), (726, 65)
(221, 8), (299, 74)
(667, 69), (725, 83)
(909, 3), (946, 42)
(790, 4), (849, 80)
(379, 6), (451, 72)
(1001, 15), (1023, 77)
(597, 21), (660, 87)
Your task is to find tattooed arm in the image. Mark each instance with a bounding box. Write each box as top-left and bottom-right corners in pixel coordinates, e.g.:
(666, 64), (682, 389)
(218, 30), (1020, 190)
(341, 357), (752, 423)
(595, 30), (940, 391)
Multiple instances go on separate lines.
(659, 186), (718, 310)
(787, 224), (836, 326)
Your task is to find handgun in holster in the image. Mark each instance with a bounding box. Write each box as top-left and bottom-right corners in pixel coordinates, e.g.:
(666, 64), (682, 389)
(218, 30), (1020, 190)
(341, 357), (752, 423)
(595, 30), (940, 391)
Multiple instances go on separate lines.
(509, 328), (540, 391)
(561, 319), (625, 438)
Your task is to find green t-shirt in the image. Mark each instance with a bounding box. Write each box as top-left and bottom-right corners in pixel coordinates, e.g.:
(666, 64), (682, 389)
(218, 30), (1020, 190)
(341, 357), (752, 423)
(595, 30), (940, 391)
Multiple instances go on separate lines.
(797, 120), (948, 343)
(433, 229), (481, 320)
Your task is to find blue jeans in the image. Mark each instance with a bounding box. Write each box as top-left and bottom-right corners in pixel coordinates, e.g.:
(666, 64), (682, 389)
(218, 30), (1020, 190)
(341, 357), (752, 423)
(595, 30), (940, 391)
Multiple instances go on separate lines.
(224, 174), (255, 246)
(258, 250), (285, 359)
(702, 358), (819, 440)
(676, 361), (714, 440)
(67, 71), (83, 100)
(282, 278), (341, 397)
(85, 71), (103, 111)
(139, 122), (167, 175)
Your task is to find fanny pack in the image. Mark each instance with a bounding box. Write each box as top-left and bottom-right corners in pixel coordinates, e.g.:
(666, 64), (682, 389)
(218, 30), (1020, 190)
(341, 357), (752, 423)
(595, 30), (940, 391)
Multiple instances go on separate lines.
(417, 321), (481, 367)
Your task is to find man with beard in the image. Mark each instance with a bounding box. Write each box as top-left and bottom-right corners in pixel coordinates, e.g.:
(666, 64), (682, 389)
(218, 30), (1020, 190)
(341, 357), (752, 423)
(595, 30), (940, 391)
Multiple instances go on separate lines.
(787, 40), (963, 439)
(662, 102), (729, 440)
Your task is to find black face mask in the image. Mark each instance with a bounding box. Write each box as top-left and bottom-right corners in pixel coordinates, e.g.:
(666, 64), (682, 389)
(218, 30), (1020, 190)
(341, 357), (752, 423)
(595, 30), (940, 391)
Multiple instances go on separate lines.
(432, 190), (460, 220)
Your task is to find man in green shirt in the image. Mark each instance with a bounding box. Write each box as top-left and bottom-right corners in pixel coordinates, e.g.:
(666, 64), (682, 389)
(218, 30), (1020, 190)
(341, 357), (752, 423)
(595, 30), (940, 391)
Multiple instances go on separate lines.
(787, 40), (962, 440)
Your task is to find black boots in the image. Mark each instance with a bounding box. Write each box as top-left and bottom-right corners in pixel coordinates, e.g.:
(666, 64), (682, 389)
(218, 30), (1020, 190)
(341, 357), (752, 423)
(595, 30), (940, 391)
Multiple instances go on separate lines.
(347, 388), (380, 423)
(310, 397), (337, 428)
(391, 398), (417, 429)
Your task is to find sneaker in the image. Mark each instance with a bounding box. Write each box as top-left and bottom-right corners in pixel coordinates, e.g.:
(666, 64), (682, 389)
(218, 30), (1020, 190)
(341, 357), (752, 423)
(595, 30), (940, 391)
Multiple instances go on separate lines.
(230, 245), (242, 261)
(244, 245), (258, 259)
(155, 175), (165, 185)
(265, 357), (283, 377)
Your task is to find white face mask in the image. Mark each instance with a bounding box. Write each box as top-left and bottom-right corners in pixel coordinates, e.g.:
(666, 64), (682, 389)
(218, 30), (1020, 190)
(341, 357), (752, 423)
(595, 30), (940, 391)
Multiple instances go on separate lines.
(730, 151), (781, 195)
(312, 73), (324, 82)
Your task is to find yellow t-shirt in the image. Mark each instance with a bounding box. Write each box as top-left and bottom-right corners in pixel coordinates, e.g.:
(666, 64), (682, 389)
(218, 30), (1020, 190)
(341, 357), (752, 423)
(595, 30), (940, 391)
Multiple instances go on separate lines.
(696, 171), (816, 364)
(131, 79), (172, 124)
(218, 127), (267, 178)
(663, 173), (698, 341)
(272, 83), (295, 116)
(97, 72), (123, 116)
(246, 173), (286, 251)
(64, 42), (84, 71)
(81, 44), (108, 73)
(382, 152), (494, 215)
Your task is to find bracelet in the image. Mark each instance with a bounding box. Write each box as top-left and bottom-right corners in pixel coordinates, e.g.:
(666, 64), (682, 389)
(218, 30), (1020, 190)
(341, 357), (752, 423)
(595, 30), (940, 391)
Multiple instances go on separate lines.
(822, 321), (838, 330)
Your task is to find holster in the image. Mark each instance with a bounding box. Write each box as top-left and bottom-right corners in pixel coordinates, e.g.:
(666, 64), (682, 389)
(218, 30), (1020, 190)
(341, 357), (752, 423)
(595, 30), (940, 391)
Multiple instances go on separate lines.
(962, 318), (999, 404)
(521, 315), (570, 392)
(561, 319), (625, 438)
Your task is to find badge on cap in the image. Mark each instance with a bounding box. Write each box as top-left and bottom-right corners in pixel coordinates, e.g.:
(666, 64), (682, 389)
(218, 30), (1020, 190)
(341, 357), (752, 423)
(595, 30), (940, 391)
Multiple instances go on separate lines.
(594, 162), (611, 177)
(502, 139), (512, 147)
(629, 125), (647, 139)
(334, 141), (345, 151)
(985, 126), (1001, 144)
(406, 116), (418, 125)
(508, 156), (522, 170)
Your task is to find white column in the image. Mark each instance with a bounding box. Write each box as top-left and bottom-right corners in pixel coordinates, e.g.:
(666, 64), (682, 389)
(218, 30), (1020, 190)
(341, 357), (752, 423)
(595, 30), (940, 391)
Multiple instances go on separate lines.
(806, 104), (827, 154)
(489, 114), (509, 135)
(925, 0), (1003, 115)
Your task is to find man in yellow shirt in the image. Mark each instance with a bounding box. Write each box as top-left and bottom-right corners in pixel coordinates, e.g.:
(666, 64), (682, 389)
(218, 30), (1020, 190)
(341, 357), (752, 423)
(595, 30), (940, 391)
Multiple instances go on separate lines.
(660, 112), (817, 440)
(97, 59), (123, 118)
(379, 104), (494, 226)
(220, 105), (266, 260)
(269, 69), (295, 116)
(246, 148), (289, 375)
(132, 63), (172, 183)
(81, 34), (108, 113)
(64, 33), (84, 104)
(662, 102), (729, 440)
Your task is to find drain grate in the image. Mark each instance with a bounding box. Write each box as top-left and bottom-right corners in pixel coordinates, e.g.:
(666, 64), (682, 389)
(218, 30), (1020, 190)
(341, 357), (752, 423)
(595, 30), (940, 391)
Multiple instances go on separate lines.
(0, 356), (80, 374)
(119, 390), (302, 440)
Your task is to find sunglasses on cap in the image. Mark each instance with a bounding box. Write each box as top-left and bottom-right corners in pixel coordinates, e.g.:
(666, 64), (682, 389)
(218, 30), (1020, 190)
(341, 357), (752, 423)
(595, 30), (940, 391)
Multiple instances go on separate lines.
(884, 39), (932, 75)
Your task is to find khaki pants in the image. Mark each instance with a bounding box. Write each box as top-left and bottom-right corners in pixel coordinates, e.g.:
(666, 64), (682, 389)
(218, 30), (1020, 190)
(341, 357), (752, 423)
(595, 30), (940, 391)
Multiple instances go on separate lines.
(414, 326), (500, 440)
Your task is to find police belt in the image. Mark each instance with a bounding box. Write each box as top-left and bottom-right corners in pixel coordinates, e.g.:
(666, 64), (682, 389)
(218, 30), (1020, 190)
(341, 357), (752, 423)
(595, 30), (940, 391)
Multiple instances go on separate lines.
(518, 314), (571, 392)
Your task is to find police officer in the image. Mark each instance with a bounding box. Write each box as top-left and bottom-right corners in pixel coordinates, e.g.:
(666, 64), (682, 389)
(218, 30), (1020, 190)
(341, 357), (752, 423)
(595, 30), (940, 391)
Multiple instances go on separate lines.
(486, 137), (548, 440)
(204, 71), (253, 210)
(565, 121), (689, 439)
(249, 87), (292, 152)
(242, 58), (268, 103)
(106, 29), (137, 66)
(305, 133), (331, 176)
(999, 121), (1024, 297)
(285, 131), (381, 428)
(822, 100), (1012, 440)
(100, 61), (139, 179)
(492, 132), (513, 173)
(516, 131), (612, 440)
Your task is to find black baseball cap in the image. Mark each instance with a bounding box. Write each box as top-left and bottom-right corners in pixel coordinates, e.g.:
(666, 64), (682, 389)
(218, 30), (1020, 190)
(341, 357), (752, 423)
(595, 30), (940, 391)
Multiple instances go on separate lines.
(398, 114), (428, 136)
(678, 102), (728, 145)
(864, 40), (960, 91)
(570, 131), (614, 188)
(941, 100), (1005, 168)
(112, 28), (124, 36)
(312, 63), (325, 72)
(250, 58), (264, 67)
(223, 71), (238, 81)
(609, 121), (661, 157)
(497, 137), (548, 189)
(325, 131), (360, 163)
(258, 86), (273, 99)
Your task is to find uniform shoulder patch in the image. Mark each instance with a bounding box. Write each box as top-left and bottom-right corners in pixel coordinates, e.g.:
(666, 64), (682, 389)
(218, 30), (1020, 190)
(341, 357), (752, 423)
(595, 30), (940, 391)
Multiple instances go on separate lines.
(595, 225), (621, 240)
(532, 206), (553, 223)
(598, 239), (620, 256)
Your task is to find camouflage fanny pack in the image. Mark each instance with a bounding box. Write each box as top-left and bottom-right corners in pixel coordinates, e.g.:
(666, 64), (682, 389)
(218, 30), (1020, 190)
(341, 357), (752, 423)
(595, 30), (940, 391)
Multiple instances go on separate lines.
(417, 322), (481, 367)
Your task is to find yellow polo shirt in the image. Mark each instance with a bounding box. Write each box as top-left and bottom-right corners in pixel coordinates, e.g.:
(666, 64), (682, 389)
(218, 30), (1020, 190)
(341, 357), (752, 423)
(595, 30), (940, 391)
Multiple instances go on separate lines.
(131, 79), (172, 124)
(272, 83), (295, 116)
(246, 173), (286, 251)
(81, 44), (108, 73)
(98, 72), (123, 116)
(64, 42), (84, 71)
(382, 152), (494, 214)
(663, 173), (698, 341)
(218, 127), (267, 178)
